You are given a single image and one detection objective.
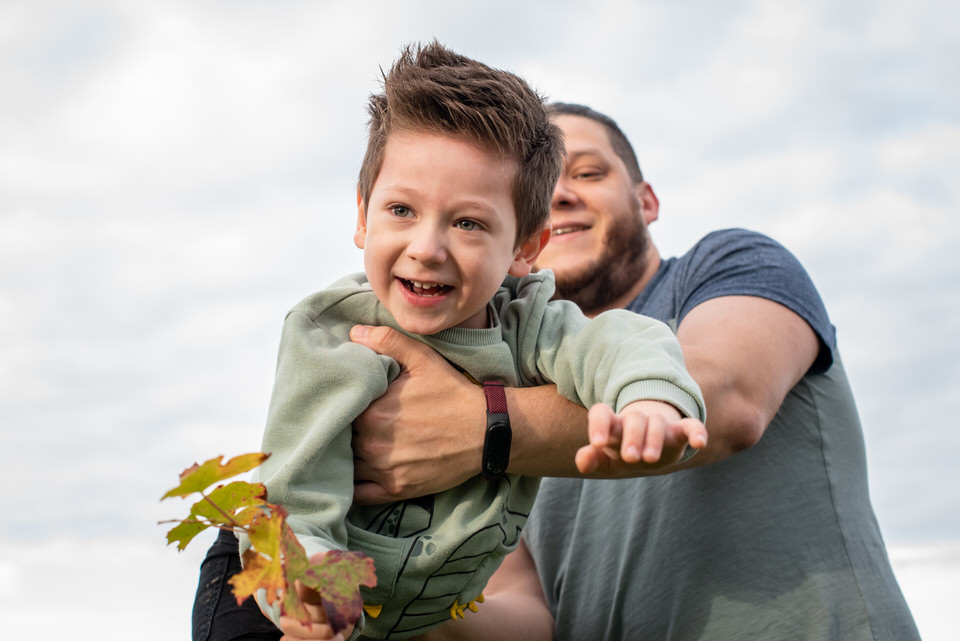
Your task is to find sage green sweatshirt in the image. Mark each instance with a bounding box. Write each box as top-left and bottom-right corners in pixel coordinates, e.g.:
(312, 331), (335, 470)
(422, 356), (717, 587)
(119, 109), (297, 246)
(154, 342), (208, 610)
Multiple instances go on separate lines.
(247, 270), (704, 639)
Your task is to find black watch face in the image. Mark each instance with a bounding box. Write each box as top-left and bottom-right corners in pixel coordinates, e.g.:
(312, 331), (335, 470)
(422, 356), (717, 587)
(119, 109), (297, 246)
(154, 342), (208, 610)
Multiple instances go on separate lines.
(482, 421), (511, 478)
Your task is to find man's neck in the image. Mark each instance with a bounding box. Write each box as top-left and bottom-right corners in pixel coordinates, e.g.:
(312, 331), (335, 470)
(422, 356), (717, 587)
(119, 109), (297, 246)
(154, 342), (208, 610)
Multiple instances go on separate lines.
(583, 247), (661, 318)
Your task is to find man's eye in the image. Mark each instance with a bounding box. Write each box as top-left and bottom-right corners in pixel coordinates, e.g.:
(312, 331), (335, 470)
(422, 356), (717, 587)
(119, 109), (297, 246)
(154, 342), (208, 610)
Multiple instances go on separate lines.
(455, 219), (481, 232)
(391, 205), (413, 218)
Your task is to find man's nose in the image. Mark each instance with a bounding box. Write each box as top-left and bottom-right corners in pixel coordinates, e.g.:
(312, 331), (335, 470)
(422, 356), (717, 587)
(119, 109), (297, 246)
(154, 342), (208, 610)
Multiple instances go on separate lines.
(551, 174), (579, 209)
(406, 225), (448, 264)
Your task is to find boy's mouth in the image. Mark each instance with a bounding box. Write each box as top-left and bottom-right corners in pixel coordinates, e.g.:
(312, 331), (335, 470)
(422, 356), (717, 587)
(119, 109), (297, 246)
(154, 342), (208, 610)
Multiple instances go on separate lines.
(399, 278), (453, 297)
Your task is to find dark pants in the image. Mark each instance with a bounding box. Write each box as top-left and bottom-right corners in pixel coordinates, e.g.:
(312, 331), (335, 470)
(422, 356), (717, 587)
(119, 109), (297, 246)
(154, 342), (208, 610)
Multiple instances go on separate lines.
(192, 528), (282, 641)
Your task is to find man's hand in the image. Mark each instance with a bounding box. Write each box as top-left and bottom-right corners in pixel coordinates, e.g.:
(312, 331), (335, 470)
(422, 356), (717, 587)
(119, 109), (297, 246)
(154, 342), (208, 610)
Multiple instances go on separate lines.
(575, 400), (707, 475)
(350, 325), (486, 504)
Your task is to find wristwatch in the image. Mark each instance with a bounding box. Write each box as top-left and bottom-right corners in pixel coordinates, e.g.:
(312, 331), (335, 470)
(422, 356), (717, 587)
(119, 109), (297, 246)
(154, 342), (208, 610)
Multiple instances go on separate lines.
(481, 381), (512, 480)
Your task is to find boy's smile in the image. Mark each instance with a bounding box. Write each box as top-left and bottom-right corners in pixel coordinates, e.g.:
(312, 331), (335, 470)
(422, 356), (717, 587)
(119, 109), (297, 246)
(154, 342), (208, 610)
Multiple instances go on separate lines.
(355, 130), (544, 335)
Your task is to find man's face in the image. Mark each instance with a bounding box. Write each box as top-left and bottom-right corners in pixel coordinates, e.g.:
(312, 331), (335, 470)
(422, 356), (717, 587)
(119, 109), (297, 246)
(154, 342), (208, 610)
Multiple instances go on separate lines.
(356, 130), (541, 335)
(535, 114), (655, 313)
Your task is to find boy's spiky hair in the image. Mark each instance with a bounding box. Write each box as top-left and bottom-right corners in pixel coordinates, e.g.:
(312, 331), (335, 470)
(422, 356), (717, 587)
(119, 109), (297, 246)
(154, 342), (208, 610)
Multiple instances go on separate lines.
(358, 41), (563, 246)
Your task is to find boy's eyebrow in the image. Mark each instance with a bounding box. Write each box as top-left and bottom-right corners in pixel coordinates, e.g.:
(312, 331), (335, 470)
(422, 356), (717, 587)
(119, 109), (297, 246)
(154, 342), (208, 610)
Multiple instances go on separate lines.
(375, 184), (502, 214)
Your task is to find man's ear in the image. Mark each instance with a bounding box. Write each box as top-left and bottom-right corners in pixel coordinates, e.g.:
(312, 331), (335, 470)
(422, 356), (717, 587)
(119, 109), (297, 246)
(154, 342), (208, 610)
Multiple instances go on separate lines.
(508, 226), (552, 278)
(354, 187), (367, 249)
(637, 181), (660, 225)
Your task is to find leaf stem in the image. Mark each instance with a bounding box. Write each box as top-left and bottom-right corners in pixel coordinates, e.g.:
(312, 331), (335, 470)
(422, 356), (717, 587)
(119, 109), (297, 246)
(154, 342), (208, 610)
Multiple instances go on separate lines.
(200, 489), (240, 527)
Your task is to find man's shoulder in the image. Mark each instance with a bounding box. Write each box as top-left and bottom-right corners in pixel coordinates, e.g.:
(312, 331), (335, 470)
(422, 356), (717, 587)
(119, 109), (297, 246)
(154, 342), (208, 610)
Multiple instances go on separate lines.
(684, 227), (786, 259)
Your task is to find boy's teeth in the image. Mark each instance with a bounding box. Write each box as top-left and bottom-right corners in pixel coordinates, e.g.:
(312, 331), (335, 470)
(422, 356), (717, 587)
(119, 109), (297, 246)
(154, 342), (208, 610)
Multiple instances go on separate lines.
(412, 281), (434, 289)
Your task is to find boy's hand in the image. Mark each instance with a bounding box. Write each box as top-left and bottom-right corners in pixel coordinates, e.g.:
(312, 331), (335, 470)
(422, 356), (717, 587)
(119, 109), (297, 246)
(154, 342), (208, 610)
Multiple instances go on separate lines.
(575, 400), (707, 475)
(277, 575), (354, 641)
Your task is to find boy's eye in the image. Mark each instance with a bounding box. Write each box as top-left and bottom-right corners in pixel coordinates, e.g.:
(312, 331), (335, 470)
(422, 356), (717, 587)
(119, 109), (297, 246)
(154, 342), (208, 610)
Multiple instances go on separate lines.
(574, 169), (602, 180)
(454, 219), (481, 232)
(390, 205), (413, 218)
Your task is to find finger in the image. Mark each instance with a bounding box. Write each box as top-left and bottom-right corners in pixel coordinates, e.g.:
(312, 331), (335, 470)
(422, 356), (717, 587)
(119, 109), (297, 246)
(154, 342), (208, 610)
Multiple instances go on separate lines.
(618, 410), (647, 463)
(587, 403), (619, 447)
(353, 480), (395, 505)
(639, 413), (667, 463)
(680, 418), (708, 449)
(575, 444), (601, 474)
(349, 325), (437, 370)
(279, 615), (335, 640)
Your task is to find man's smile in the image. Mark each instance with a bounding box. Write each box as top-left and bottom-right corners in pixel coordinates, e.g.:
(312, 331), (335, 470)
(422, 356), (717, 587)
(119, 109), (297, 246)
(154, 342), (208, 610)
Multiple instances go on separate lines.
(552, 224), (591, 237)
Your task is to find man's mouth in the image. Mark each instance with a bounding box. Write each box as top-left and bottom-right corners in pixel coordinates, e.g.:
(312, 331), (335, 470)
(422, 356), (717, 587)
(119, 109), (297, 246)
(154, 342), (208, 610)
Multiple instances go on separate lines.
(552, 225), (590, 237)
(399, 278), (453, 297)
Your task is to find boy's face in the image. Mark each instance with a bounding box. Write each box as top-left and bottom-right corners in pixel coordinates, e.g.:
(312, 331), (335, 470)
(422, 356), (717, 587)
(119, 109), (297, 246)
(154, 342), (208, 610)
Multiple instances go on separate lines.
(355, 130), (547, 335)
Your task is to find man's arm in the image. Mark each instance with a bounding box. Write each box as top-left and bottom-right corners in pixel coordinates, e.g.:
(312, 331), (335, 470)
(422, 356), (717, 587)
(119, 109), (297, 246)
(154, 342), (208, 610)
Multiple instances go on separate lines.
(672, 295), (819, 462)
(410, 540), (553, 641)
(350, 295), (818, 502)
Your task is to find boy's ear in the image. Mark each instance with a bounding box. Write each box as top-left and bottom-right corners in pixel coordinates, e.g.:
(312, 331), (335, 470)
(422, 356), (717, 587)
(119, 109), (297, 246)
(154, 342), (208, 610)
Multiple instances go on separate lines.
(507, 226), (552, 278)
(354, 187), (367, 250)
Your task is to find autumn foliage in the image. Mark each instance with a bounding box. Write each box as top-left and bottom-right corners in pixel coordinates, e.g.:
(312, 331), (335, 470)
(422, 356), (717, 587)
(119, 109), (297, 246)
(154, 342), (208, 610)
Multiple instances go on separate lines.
(161, 453), (377, 635)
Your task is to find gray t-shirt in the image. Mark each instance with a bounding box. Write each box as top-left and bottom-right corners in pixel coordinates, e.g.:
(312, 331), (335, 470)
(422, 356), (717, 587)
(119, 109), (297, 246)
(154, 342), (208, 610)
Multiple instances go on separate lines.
(523, 229), (920, 640)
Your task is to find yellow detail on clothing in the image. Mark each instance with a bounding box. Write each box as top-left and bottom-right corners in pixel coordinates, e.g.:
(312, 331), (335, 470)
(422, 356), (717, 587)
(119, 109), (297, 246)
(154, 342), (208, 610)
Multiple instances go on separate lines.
(363, 604), (382, 618)
(449, 594), (485, 620)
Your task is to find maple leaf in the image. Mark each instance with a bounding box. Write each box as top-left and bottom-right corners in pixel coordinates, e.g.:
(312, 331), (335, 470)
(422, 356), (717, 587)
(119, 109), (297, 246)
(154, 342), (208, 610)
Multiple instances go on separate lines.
(299, 549), (377, 634)
(161, 453), (269, 499)
(229, 509), (287, 605)
(165, 518), (210, 551)
(192, 481), (268, 524)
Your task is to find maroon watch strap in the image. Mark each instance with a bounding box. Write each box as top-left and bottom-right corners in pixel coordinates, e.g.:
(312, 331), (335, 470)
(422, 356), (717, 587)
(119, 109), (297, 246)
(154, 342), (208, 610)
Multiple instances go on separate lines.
(481, 381), (511, 480)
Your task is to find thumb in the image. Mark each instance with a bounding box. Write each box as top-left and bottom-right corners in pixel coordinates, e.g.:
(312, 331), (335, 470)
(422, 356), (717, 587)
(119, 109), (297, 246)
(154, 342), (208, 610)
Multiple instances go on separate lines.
(350, 325), (438, 370)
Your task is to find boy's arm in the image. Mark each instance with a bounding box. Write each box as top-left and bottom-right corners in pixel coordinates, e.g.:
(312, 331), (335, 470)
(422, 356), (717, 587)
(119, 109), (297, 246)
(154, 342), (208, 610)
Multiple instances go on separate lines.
(252, 309), (394, 625)
(409, 540), (553, 641)
(351, 295), (817, 503)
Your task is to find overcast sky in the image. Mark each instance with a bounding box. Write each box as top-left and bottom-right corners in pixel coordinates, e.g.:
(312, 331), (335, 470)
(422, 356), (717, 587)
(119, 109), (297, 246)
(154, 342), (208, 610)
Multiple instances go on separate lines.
(1, 1), (958, 639)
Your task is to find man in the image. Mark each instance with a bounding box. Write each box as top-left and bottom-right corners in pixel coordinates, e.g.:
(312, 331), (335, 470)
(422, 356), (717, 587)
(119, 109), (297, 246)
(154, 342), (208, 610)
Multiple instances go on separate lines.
(349, 103), (921, 640)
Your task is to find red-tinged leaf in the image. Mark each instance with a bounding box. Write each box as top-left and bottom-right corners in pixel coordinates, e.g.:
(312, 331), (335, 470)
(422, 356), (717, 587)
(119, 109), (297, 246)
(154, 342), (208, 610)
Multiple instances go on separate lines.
(275, 521), (313, 627)
(247, 507), (285, 565)
(161, 453), (269, 500)
(190, 481), (267, 524)
(299, 550), (377, 634)
(280, 520), (309, 580)
(165, 519), (209, 551)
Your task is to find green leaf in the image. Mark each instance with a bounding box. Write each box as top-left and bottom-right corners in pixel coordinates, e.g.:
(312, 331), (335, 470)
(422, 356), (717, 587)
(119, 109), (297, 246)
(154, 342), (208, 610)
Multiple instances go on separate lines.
(191, 481), (268, 523)
(165, 518), (210, 551)
(161, 453), (269, 500)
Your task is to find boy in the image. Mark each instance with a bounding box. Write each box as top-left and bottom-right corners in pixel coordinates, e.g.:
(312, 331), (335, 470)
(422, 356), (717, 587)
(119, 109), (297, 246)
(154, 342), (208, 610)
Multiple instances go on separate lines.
(240, 42), (706, 640)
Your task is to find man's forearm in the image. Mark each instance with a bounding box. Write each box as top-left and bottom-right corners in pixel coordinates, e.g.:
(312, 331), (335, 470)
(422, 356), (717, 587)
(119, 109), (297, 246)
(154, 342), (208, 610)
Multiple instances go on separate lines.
(505, 384), (588, 477)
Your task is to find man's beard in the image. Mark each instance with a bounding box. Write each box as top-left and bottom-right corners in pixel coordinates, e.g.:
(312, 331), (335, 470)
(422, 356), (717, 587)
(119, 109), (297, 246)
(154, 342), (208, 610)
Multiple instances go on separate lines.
(552, 214), (649, 314)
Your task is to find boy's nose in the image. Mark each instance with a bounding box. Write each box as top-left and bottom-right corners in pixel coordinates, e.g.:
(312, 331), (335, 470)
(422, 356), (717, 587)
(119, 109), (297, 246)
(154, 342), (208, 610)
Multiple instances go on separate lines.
(405, 227), (448, 264)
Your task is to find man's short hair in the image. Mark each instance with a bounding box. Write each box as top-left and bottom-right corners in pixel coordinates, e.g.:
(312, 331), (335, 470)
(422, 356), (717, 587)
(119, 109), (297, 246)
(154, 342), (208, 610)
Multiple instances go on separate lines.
(549, 102), (644, 184)
(358, 41), (563, 246)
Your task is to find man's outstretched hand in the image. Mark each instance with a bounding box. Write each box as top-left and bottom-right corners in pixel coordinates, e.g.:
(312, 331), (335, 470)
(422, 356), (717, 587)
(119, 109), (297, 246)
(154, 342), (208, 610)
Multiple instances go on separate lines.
(350, 325), (485, 504)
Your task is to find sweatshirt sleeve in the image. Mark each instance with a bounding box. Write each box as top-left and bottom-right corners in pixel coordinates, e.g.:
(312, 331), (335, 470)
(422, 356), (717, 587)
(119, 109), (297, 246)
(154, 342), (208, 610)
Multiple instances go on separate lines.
(245, 306), (399, 561)
(502, 273), (705, 421)
(243, 305), (399, 628)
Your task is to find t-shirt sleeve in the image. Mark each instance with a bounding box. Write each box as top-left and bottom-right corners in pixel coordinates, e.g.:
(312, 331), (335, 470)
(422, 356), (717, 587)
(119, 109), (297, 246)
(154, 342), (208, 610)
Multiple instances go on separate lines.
(675, 228), (836, 374)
